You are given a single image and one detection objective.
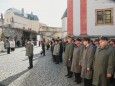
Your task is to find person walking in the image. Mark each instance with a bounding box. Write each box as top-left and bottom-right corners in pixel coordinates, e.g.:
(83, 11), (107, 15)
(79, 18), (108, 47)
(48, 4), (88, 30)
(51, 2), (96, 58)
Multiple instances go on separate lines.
(71, 38), (83, 84)
(26, 39), (34, 69)
(92, 37), (115, 86)
(41, 41), (45, 56)
(63, 36), (74, 78)
(6, 38), (10, 54)
(53, 40), (60, 64)
(80, 37), (95, 86)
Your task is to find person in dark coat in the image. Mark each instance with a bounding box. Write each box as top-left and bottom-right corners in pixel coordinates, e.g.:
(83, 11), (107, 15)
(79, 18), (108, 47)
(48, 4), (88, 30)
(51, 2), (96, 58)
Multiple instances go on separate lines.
(94, 39), (99, 47)
(80, 37), (95, 86)
(53, 40), (60, 64)
(112, 43), (115, 86)
(92, 37), (115, 86)
(46, 42), (50, 50)
(109, 39), (115, 86)
(71, 38), (83, 84)
(51, 40), (56, 62)
(59, 39), (63, 62)
(63, 36), (74, 78)
(6, 39), (10, 54)
(16, 40), (20, 47)
(26, 39), (34, 69)
(41, 41), (45, 56)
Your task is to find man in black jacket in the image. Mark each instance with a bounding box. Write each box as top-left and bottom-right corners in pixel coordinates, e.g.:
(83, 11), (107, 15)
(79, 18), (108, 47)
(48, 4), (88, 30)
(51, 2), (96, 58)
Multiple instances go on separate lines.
(41, 41), (45, 56)
(59, 39), (63, 62)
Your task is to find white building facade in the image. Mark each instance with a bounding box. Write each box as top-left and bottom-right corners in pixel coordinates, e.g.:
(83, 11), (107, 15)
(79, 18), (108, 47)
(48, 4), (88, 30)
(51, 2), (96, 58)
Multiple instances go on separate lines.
(67, 0), (115, 37)
(61, 10), (67, 38)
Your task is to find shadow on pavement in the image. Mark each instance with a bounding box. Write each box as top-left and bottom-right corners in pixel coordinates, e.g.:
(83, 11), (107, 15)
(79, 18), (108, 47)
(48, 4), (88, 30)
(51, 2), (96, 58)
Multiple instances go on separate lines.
(0, 54), (7, 56)
(0, 69), (29, 86)
(22, 53), (43, 61)
(20, 51), (73, 86)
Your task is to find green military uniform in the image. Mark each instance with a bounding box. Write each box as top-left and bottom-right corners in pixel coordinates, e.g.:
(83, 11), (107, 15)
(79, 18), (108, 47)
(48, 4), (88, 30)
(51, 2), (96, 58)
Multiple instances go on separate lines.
(92, 45), (114, 86)
(63, 43), (74, 67)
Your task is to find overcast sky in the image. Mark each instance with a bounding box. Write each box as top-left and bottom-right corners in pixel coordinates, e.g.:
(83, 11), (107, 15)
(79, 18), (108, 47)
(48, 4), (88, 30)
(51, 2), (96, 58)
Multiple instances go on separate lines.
(0, 0), (67, 27)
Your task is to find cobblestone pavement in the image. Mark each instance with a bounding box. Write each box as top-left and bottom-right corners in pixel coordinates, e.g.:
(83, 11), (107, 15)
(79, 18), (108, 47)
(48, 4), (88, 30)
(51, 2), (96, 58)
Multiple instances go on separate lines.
(0, 47), (83, 86)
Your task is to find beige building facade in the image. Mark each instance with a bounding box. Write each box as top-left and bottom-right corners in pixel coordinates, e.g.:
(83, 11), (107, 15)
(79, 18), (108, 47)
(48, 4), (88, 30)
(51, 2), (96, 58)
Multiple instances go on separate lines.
(4, 8), (39, 31)
(3, 8), (39, 46)
(39, 23), (62, 40)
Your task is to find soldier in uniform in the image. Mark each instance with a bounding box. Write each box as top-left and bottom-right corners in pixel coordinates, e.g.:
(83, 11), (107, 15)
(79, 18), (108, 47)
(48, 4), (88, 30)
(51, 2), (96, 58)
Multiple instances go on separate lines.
(63, 36), (74, 78)
(80, 37), (95, 86)
(63, 37), (68, 52)
(26, 39), (34, 69)
(92, 37), (115, 86)
(71, 38), (83, 84)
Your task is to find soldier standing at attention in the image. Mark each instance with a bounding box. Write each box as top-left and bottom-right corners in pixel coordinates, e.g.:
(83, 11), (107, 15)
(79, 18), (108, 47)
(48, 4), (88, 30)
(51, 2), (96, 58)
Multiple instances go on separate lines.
(26, 39), (34, 69)
(80, 37), (95, 86)
(92, 37), (115, 86)
(71, 38), (83, 84)
(63, 36), (74, 78)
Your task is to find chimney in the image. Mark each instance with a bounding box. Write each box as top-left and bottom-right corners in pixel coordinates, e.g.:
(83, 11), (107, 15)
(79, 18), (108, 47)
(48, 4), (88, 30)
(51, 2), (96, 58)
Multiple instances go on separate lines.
(22, 8), (24, 16)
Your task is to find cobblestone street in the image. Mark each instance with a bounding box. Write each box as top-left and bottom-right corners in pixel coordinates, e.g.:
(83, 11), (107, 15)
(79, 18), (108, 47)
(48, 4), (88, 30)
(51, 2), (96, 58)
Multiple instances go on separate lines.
(0, 47), (83, 86)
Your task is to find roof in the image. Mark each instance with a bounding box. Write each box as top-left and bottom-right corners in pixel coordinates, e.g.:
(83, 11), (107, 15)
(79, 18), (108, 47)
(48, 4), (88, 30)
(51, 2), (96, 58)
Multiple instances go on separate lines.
(13, 27), (37, 34)
(40, 25), (62, 29)
(39, 22), (47, 27)
(61, 9), (67, 19)
(7, 8), (39, 21)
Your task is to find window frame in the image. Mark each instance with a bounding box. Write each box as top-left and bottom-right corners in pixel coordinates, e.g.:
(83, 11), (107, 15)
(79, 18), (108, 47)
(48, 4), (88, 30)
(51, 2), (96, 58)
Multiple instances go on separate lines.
(95, 8), (114, 26)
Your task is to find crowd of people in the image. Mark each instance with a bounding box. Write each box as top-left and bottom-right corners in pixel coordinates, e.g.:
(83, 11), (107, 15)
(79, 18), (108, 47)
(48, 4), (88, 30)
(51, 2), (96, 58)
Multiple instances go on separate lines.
(1, 36), (115, 86)
(0, 38), (15, 54)
(50, 36), (115, 86)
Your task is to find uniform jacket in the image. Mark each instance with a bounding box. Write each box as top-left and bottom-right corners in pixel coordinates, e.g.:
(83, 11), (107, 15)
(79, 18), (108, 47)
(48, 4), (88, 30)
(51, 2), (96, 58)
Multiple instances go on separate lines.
(92, 45), (115, 86)
(71, 45), (84, 73)
(81, 44), (95, 79)
(26, 43), (34, 57)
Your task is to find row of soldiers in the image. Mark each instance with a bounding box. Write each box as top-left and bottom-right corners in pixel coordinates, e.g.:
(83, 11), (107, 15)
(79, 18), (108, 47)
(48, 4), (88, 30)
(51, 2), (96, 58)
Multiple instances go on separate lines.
(51, 39), (63, 64)
(51, 36), (115, 86)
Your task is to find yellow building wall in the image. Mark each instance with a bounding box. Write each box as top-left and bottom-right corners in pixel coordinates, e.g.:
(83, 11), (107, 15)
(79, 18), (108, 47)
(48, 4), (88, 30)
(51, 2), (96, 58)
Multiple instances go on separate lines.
(4, 11), (39, 31)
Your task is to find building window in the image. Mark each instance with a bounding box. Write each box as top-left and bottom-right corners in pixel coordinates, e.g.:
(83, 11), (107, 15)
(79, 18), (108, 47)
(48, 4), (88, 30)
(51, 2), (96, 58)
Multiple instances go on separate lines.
(97, 11), (104, 24)
(105, 10), (111, 23)
(95, 8), (113, 25)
